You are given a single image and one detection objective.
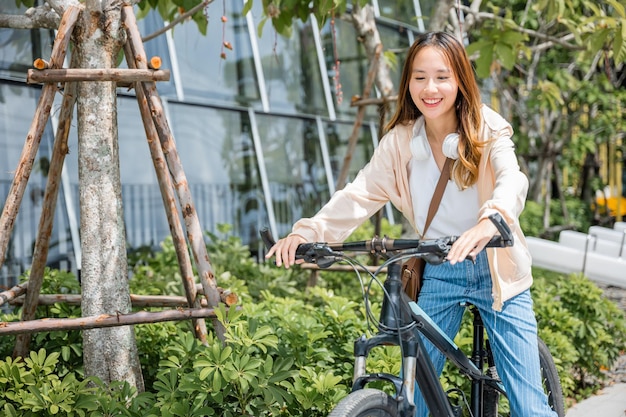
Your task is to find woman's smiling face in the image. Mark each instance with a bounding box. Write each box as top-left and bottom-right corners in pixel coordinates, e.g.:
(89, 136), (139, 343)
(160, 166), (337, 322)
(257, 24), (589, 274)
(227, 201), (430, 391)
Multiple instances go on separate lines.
(409, 46), (459, 123)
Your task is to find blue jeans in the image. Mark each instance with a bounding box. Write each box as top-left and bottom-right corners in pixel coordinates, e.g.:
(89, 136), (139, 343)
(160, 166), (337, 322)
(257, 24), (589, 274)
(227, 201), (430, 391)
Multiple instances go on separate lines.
(414, 250), (557, 417)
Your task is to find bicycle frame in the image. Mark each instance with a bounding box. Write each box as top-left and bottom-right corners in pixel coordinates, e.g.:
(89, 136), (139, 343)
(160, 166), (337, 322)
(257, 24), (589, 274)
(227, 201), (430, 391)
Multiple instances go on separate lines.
(351, 261), (506, 417)
(260, 213), (517, 416)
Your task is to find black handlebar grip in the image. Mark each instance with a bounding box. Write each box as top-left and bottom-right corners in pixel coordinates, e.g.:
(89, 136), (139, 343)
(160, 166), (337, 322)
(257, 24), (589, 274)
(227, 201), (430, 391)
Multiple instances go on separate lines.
(488, 213), (514, 246)
(259, 228), (276, 250)
(259, 228), (316, 259)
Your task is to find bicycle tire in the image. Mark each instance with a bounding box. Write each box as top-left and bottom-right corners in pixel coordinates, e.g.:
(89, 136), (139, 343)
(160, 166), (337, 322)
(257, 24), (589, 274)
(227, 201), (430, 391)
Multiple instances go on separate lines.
(483, 366), (500, 417)
(328, 388), (399, 417)
(483, 337), (564, 417)
(538, 337), (566, 417)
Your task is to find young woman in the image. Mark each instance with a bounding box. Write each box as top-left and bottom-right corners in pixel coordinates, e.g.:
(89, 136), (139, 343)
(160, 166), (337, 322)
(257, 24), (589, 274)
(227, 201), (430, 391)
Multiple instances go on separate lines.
(266, 31), (557, 417)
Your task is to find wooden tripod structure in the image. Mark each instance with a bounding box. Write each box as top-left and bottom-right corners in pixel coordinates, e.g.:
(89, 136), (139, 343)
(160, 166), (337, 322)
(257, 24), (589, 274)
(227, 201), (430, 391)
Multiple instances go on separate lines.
(0, 5), (235, 357)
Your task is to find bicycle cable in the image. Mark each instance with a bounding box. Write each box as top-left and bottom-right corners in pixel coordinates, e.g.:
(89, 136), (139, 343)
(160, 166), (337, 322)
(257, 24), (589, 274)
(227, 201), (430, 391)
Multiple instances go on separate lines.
(335, 253), (414, 391)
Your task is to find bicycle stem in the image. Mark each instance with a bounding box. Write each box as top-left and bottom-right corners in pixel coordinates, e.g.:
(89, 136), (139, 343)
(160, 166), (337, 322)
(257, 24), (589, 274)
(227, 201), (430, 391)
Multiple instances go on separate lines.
(379, 263), (413, 329)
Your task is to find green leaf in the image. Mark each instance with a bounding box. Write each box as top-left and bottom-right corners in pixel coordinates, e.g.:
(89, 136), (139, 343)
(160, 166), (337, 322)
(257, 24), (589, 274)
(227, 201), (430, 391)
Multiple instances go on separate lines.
(613, 20), (626, 63)
(474, 43), (494, 78)
(242, 0), (253, 16)
(607, 0), (626, 18)
(192, 10), (208, 36)
(495, 42), (516, 70)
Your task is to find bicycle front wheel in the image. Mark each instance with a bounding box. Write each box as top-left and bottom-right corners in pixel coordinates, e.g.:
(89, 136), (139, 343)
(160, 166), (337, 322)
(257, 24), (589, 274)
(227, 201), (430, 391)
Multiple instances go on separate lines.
(328, 388), (399, 417)
(538, 337), (565, 417)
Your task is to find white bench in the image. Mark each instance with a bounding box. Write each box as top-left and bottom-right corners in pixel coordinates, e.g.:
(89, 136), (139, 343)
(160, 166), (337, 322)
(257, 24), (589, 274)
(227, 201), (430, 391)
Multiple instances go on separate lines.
(558, 230), (626, 258)
(527, 236), (626, 288)
(526, 237), (584, 274)
(614, 222), (626, 232)
(588, 226), (626, 247)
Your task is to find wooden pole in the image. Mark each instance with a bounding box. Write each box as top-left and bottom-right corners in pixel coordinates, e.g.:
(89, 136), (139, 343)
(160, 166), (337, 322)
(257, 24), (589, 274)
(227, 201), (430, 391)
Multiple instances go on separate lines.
(10, 289), (238, 308)
(0, 5), (80, 269)
(0, 307), (229, 336)
(122, 41), (209, 346)
(350, 95), (397, 108)
(27, 68), (170, 84)
(33, 58), (50, 70)
(122, 5), (225, 341)
(13, 81), (78, 359)
(148, 56), (162, 70)
(336, 43), (382, 190)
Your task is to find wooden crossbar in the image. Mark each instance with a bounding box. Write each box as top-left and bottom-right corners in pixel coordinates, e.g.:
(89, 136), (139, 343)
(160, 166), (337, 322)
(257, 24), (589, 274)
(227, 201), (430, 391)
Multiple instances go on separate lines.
(27, 68), (170, 84)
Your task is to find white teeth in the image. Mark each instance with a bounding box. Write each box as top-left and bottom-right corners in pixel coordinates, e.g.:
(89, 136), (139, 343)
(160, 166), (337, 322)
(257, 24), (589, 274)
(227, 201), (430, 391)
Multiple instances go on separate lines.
(424, 98), (440, 104)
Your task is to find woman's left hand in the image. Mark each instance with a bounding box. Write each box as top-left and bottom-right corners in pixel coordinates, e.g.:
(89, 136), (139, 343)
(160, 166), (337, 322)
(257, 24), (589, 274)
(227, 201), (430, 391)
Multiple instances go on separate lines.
(447, 217), (499, 265)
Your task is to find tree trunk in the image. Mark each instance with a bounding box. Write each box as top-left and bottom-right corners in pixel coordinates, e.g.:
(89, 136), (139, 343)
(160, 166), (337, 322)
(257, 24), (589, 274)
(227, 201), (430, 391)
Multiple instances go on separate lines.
(349, 4), (394, 98)
(429, 0), (455, 31)
(73, 0), (144, 392)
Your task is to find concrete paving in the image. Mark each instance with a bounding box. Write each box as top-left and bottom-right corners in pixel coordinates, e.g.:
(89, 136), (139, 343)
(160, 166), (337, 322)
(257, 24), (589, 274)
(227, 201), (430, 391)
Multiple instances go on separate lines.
(565, 383), (626, 417)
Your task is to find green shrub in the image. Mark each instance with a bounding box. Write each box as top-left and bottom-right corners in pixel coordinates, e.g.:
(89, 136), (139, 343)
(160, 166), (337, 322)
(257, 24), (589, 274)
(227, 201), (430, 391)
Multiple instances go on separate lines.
(532, 268), (626, 399)
(137, 289), (363, 415)
(0, 269), (84, 376)
(520, 198), (592, 240)
(0, 348), (154, 417)
(3, 221), (625, 415)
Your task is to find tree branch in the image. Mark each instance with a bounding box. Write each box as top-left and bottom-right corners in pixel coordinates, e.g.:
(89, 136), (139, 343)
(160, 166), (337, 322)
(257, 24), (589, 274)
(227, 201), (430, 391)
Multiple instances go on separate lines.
(142, 0), (214, 42)
(0, 4), (60, 29)
(47, 0), (80, 16)
(428, 0), (455, 31)
(458, 4), (581, 50)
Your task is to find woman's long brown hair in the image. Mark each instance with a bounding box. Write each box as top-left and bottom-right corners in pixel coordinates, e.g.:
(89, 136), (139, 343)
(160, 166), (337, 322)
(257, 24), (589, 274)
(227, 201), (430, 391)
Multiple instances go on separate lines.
(386, 32), (483, 189)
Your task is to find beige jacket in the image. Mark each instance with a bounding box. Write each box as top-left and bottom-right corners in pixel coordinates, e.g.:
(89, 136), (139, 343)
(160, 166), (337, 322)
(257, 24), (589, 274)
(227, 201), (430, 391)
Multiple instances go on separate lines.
(291, 104), (532, 311)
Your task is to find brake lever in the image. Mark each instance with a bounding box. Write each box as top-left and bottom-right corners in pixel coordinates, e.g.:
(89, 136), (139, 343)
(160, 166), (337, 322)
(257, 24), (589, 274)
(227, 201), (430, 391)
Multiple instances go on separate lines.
(417, 238), (452, 265)
(302, 243), (343, 268)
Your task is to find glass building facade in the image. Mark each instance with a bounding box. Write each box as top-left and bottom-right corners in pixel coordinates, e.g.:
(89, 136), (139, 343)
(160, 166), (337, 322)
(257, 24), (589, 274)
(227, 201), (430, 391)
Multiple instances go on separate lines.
(0, 1), (431, 290)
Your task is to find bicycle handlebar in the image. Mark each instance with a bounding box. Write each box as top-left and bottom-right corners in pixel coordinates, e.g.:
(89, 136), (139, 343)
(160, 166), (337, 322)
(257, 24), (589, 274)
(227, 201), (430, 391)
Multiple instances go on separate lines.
(261, 213), (513, 268)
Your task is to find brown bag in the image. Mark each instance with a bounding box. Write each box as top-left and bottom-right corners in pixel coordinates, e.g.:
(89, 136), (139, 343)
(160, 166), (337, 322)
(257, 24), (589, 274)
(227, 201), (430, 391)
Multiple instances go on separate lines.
(401, 157), (452, 302)
(402, 257), (425, 301)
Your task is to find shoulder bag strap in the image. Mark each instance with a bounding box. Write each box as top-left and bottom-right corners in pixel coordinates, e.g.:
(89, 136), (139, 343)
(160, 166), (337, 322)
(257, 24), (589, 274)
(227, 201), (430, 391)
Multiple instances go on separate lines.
(422, 157), (453, 237)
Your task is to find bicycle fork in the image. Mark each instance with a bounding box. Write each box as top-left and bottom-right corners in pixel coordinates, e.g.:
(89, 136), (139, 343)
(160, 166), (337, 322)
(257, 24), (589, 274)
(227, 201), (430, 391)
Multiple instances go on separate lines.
(352, 263), (418, 415)
(351, 262), (456, 417)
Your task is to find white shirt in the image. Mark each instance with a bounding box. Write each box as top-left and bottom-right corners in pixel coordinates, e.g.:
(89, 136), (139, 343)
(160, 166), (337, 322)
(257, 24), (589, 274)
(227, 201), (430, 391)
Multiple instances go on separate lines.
(409, 129), (479, 238)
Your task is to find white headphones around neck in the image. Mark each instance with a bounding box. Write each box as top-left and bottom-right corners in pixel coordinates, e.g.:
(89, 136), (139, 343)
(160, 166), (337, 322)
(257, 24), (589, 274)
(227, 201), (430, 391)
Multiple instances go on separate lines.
(410, 123), (460, 161)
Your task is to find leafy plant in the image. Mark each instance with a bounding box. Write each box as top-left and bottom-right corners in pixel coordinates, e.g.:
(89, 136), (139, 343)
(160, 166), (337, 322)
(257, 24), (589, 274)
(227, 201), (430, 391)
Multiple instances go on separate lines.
(2, 221), (625, 415)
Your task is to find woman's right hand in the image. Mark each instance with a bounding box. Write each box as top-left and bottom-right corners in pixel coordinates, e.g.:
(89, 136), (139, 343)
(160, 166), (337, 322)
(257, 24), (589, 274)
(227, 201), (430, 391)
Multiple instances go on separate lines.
(264, 234), (307, 268)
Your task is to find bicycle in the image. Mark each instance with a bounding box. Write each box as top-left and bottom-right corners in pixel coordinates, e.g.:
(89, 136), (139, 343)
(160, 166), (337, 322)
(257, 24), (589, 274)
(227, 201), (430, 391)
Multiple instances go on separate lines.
(261, 213), (565, 417)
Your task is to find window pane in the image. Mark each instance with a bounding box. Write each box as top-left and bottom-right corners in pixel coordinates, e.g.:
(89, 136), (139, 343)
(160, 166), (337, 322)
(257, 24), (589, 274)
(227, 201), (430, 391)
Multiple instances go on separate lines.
(377, 0), (422, 27)
(250, 4), (327, 115)
(171, 2), (260, 108)
(256, 114), (331, 237)
(0, 22), (53, 79)
(65, 99), (268, 252)
(324, 121), (375, 182)
(418, 0), (436, 27)
(117, 97), (169, 248)
(168, 103), (268, 246)
(319, 18), (378, 120)
(0, 84), (74, 286)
